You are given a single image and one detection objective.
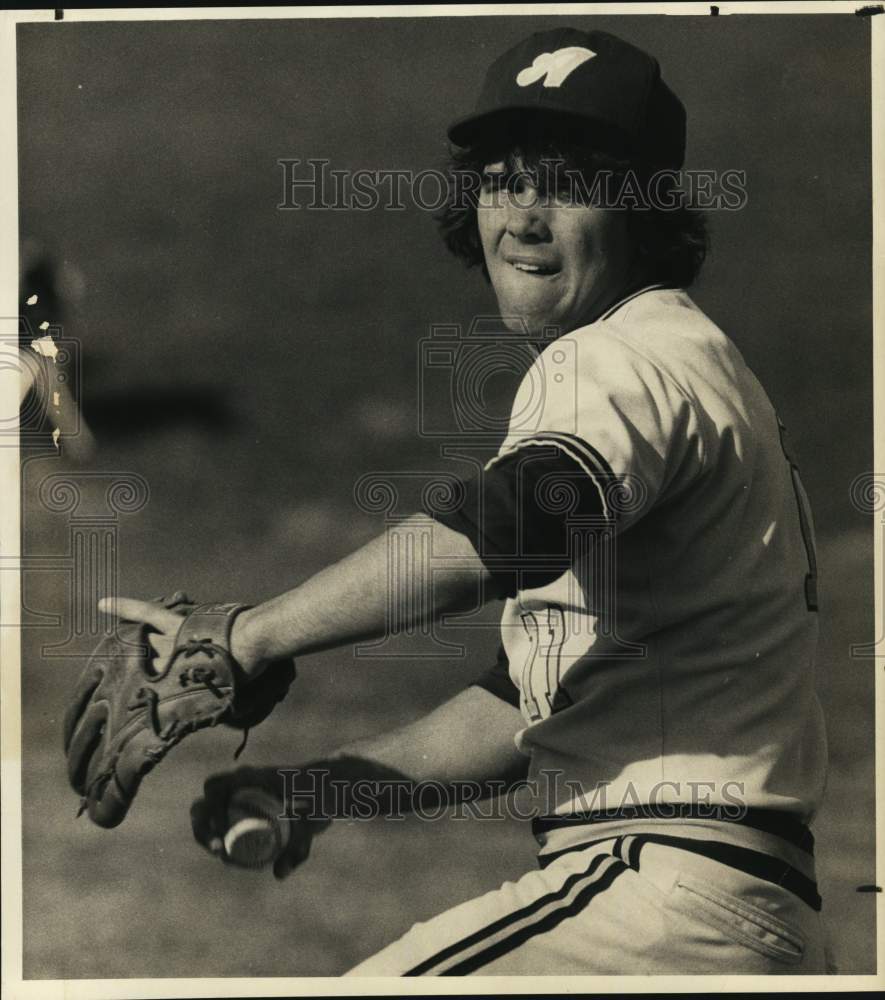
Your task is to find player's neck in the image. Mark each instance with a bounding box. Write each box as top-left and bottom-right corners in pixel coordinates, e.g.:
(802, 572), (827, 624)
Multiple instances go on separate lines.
(582, 268), (659, 329)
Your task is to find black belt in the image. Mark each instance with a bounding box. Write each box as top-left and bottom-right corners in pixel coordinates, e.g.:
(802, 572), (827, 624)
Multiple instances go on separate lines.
(538, 832), (822, 913)
(532, 805), (815, 854)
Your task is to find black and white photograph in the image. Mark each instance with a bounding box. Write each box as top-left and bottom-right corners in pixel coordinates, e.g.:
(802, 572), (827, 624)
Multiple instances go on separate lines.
(1, 3), (881, 993)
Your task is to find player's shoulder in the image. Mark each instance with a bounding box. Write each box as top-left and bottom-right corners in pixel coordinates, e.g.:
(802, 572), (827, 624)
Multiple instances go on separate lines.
(603, 287), (740, 369)
(532, 287), (721, 390)
(564, 285), (747, 395)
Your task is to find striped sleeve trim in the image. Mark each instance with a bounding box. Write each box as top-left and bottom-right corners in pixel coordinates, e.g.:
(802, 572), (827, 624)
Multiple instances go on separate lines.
(486, 431), (617, 521)
(404, 853), (627, 976)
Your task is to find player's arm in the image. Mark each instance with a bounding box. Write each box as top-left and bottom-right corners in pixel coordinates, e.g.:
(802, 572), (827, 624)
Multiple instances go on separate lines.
(191, 683), (527, 878)
(232, 515), (494, 672)
(100, 443), (603, 679)
(101, 516), (492, 677)
(331, 683), (526, 788)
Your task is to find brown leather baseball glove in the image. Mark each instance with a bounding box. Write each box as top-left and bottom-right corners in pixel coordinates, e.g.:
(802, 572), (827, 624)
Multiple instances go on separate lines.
(63, 592), (295, 828)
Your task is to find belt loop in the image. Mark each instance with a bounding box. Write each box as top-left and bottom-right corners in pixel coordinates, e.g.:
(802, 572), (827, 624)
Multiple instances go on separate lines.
(613, 834), (644, 870)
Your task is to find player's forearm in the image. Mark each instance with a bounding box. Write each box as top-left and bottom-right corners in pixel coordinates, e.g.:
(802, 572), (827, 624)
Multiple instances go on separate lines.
(232, 514), (493, 676)
(282, 687), (529, 818)
(283, 753), (519, 821)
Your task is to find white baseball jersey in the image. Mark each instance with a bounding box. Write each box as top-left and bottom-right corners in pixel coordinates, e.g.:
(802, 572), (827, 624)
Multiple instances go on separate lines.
(492, 285), (827, 826)
(352, 285), (830, 977)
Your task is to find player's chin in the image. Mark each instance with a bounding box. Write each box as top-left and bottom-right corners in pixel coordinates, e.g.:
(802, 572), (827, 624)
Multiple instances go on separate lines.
(496, 295), (568, 336)
(491, 279), (571, 330)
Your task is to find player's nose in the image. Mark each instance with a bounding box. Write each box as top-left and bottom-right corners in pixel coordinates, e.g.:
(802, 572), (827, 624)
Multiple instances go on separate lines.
(502, 186), (550, 243)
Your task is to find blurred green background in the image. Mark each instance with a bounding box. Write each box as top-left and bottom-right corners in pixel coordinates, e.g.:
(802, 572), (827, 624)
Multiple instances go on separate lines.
(17, 13), (875, 978)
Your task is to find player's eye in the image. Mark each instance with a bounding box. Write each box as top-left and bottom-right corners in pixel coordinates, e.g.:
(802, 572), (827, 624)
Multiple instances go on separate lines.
(534, 169), (580, 204)
(548, 180), (577, 204)
(480, 170), (506, 193)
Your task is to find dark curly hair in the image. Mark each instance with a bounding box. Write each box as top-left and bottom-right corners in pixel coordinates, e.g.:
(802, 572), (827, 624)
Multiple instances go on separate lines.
(436, 113), (708, 289)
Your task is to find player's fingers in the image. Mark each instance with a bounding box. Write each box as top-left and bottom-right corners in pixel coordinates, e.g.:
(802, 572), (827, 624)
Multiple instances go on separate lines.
(199, 771), (277, 867)
(272, 852), (295, 880)
(190, 797), (225, 854)
(202, 769), (263, 816)
(273, 818), (314, 880)
(98, 597), (182, 634)
(202, 772), (233, 810)
(204, 765), (268, 799)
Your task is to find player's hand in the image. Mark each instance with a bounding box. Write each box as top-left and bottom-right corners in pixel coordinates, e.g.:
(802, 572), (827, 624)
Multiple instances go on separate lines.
(190, 765), (330, 880)
(97, 594), (267, 680)
(97, 594), (182, 675)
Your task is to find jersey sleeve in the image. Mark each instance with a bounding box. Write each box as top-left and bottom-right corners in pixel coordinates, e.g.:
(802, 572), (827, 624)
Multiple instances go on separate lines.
(428, 439), (607, 596)
(501, 329), (705, 532)
(424, 329), (705, 594)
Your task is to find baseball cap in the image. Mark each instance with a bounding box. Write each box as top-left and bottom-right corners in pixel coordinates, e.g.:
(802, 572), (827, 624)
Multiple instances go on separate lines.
(448, 28), (686, 171)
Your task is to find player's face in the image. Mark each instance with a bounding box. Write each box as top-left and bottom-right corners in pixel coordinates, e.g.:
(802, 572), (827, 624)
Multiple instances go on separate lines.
(477, 158), (635, 335)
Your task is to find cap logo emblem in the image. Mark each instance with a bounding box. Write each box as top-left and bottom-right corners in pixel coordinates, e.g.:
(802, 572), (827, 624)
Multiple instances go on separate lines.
(515, 46), (596, 89)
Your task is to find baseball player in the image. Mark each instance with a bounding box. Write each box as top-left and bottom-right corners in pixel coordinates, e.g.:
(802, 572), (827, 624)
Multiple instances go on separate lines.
(69, 27), (830, 974)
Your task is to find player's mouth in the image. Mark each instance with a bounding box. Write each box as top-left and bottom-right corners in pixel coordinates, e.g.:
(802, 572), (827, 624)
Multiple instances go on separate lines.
(504, 255), (561, 277)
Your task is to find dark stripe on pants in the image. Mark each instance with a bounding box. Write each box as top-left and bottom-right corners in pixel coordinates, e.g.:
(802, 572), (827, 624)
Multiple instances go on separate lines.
(540, 833), (821, 912)
(404, 852), (623, 975)
(442, 859), (628, 975)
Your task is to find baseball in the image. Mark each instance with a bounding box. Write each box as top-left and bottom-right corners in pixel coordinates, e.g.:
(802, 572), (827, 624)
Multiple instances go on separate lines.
(223, 788), (289, 869)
